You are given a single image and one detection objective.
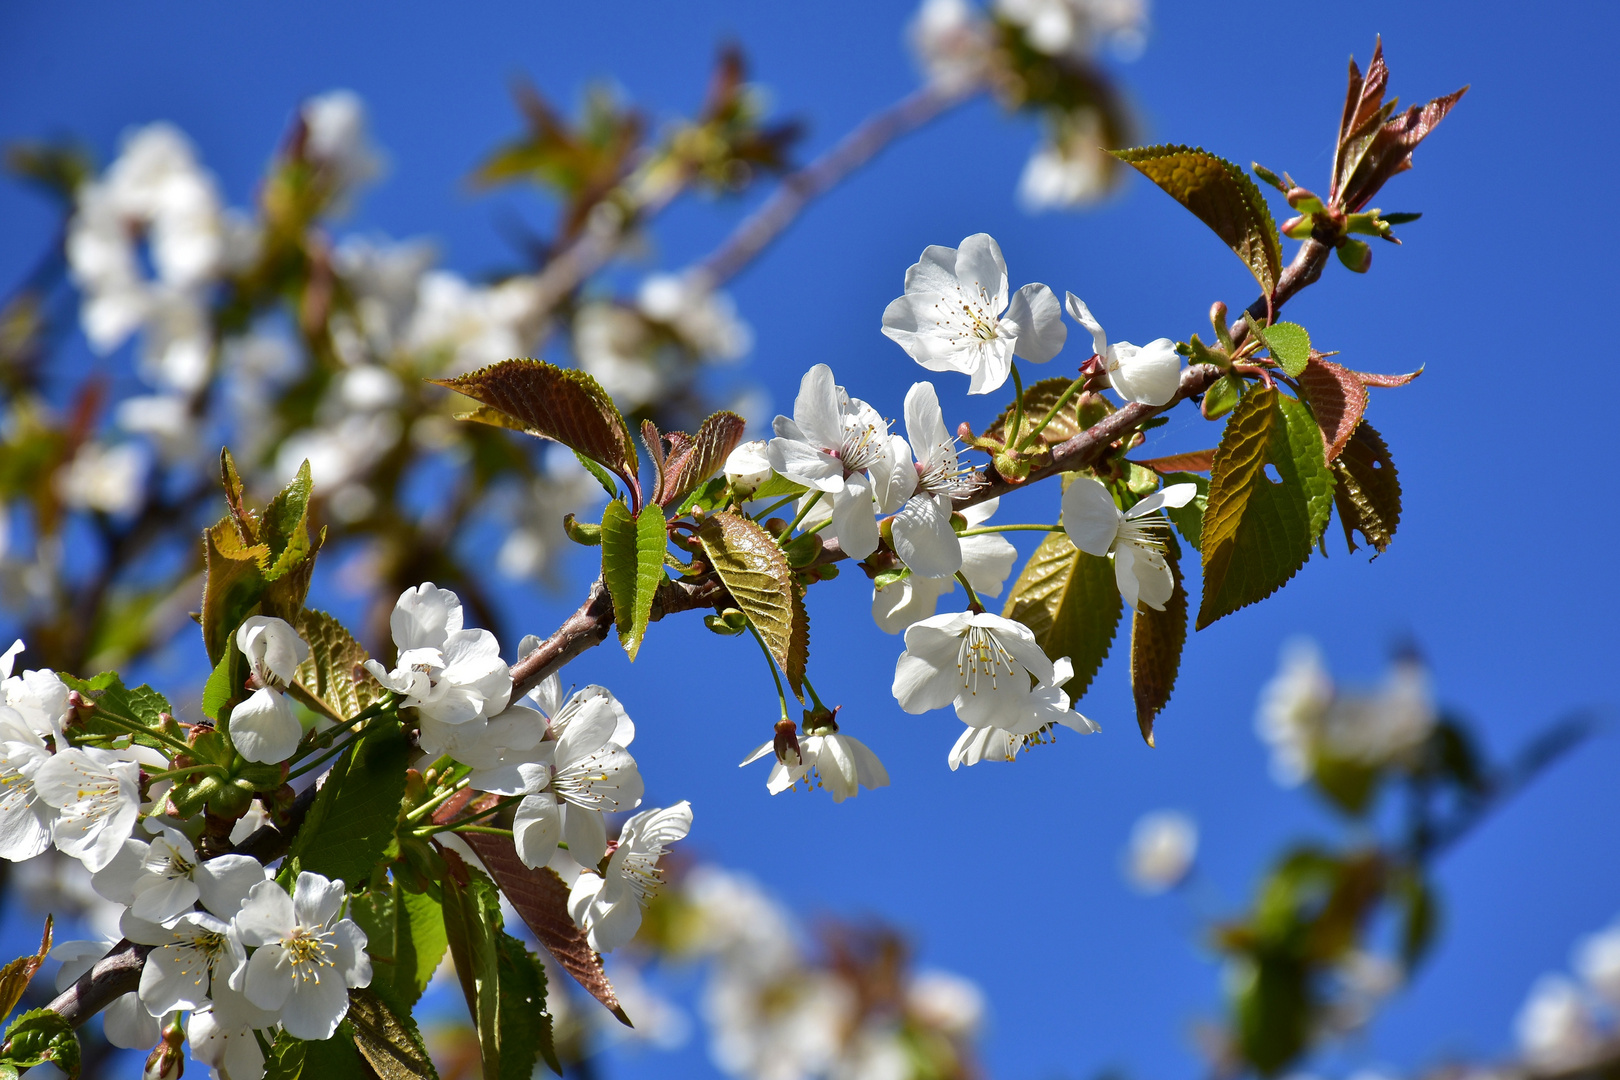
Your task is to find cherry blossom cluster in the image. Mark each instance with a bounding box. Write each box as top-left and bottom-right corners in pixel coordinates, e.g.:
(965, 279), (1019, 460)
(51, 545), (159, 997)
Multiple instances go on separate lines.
(731, 233), (1191, 793)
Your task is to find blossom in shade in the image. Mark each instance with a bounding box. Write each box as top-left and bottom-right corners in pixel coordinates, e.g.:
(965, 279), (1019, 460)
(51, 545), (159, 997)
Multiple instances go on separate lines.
(887, 382), (983, 579)
(34, 747), (145, 872)
(53, 938), (160, 1051)
(882, 234), (1067, 395)
(872, 498), (1017, 634)
(568, 802), (693, 952)
(186, 980), (279, 1080)
(125, 910), (245, 1016)
(1124, 810), (1198, 893)
(363, 583), (512, 725)
(741, 726), (889, 803)
(1065, 292), (1182, 406)
(91, 828), (266, 926)
(892, 611), (1063, 730)
(1061, 477), (1196, 612)
(233, 871), (371, 1041)
(235, 616), (308, 689)
(766, 365), (902, 560)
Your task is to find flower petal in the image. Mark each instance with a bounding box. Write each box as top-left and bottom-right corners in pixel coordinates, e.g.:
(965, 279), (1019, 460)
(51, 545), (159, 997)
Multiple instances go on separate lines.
(1108, 338), (1183, 406)
(1064, 291), (1108, 357)
(892, 494), (962, 579)
(1061, 477), (1122, 556)
(1005, 283), (1067, 363)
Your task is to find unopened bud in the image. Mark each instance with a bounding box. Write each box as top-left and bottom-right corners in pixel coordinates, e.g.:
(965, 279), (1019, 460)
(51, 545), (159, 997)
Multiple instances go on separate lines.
(764, 517), (788, 537)
(144, 1019), (185, 1079)
(563, 513), (602, 546)
(1336, 238), (1372, 273)
(704, 612), (746, 636)
(1209, 302), (1235, 353)
(1281, 214), (1315, 240)
(1285, 186), (1325, 214)
(773, 719), (803, 766)
(723, 439), (772, 497)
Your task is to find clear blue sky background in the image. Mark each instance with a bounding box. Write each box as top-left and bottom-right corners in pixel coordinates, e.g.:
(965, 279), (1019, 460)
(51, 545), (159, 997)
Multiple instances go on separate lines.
(2, 2), (1618, 1078)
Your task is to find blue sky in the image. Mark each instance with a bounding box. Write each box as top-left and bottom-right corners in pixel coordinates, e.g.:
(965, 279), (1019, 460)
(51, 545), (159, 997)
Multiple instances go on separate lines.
(2, 1), (1618, 1078)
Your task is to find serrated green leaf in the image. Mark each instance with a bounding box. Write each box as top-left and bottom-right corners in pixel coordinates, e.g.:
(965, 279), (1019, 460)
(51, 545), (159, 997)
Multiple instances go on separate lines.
(1331, 421), (1400, 555)
(442, 859), (508, 1080)
(1297, 356), (1369, 463)
(262, 460), (314, 582)
(0, 1008), (76, 1072)
(696, 512), (808, 699)
(1161, 472), (1209, 553)
(434, 359), (640, 493)
(264, 1024), (369, 1080)
(572, 450), (621, 499)
(1202, 371), (1245, 420)
(202, 651), (236, 722)
(347, 987), (440, 1080)
(1113, 144), (1283, 296)
(292, 609), (387, 722)
(1197, 387), (1334, 629)
(349, 881), (442, 1021)
(601, 501), (667, 661)
(1130, 532), (1186, 746)
(1254, 321), (1310, 378)
(61, 672), (176, 749)
(1002, 529), (1121, 703)
(287, 718), (409, 887)
(495, 933), (556, 1079)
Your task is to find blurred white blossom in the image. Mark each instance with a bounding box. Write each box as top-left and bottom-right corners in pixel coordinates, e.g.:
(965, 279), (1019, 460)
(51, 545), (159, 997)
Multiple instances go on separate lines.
(638, 271), (753, 362)
(1576, 918), (1620, 1005)
(907, 0), (993, 90)
(1516, 974), (1598, 1067)
(1124, 809), (1197, 893)
(994, 0), (1148, 59)
(405, 270), (546, 376)
(56, 441), (147, 516)
(302, 89), (385, 204)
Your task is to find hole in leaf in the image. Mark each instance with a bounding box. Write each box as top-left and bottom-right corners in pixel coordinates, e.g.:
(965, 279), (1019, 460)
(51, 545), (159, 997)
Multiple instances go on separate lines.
(1370, 459), (1383, 469)
(1264, 463), (1283, 484)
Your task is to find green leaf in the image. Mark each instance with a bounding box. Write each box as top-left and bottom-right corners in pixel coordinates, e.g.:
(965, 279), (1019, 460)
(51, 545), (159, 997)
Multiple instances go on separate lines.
(202, 651), (236, 722)
(288, 717), (409, 887)
(433, 359), (640, 494)
(600, 501), (668, 661)
(350, 881), (443, 1020)
(495, 933), (557, 1079)
(1113, 145), (1283, 297)
(263, 1025), (369, 1080)
(0, 917), (51, 1024)
(1202, 371), (1245, 420)
(696, 512), (808, 699)
(1330, 421), (1400, 556)
(459, 832), (627, 1024)
(0, 1008), (77, 1074)
(347, 987), (440, 1080)
(1252, 321), (1311, 378)
(1197, 387), (1334, 629)
(742, 473), (807, 503)
(1001, 526), (1121, 703)
(1130, 532), (1186, 746)
(292, 609), (387, 722)
(60, 672), (177, 748)
(654, 411), (747, 508)
(441, 858), (512, 1080)
(1161, 472), (1209, 553)
(262, 460), (314, 582)
(572, 450), (621, 500)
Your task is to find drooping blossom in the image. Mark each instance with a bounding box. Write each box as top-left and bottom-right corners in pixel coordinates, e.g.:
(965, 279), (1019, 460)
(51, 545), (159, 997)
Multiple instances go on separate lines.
(1061, 477), (1195, 612)
(229, 615), (311, 764)
(186, 979), (280, 1080)
(568, 802), (693, 952)
(1065, 292), (1182, 406)
(892, 611), (1064, 729)
(363, 583), (512, 725)
(872, 498), (1018, 634)
(233, 871), (371, 1040)
(946, 657), (1099, 769)
(1124, 810), (1198, 893)
(885, 382), (984, 579)
(1019, 113), (1112, 210)
(881, 233), (1067, 395)
(741, 722), (889, 803)
(766, 364), (902, 560)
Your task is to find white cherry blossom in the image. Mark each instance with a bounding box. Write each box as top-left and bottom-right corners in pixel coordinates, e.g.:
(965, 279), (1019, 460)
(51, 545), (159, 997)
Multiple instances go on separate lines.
(53, 938), (160, 1051)
(995, 0), (1148, 58)
(766, 365), (901, 560)
(91, 828), (266, 926)
(892, 611), (1063, 729)
(233, 871), (371, 1041)
(907, 0), (992, 90)
(946, 656), (1099, 768)
(1065, 292), (1182, 407)
(187, 980), (279, 1080)
(1124, 810), (1199, 893)
(228, 687), (303, 765)
(1517, 974), (1597, 1067)
(1576, 919), (1620, 1005)
(887, 382), (983, 579)
(1, 646), (71, 738)
(302, 89), (384, 201)
(741, 729), (888, 803)
(872, 498), (1018, 634)
(363, 583), (512, 725)
(882, 233), (1066, 395)
(124, 910), (245, 1016)
(568, 802), (692, 952)
(34, 747), (146, 872)
(235, 616), (308, 689)
(1062, 477), (1195, 612)
(723, 440), (774, 497)
(0, 705), (58, 862)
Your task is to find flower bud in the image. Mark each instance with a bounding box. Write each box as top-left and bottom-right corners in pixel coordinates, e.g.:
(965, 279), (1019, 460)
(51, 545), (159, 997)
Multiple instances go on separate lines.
(143, 1020), (184, 1080)
(1336, 238), (1372, 273)
(704, 613), (745, 636)
(1281, 214), (1315, 240)
(773, 718), (803, 767)
(1285, 186), (1325, 214)
(724, 440), (773, 497)
(563, 513), (602, 546)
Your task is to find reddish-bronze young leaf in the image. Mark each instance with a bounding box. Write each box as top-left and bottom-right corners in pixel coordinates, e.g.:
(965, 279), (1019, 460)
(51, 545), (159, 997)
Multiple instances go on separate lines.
(434, 359), (639, 493)
(697, 512), (808, 698)
(460, 831), (631, 1026)
(1297, 355), (1368, 463)
(1130, 539), (1187, 747)
(1331, 39), (1468, 213)
(1353, 366), (1423, 388)
(1133, 449), (1216, 474)
(1112, 145), (1282, 298)
(0, 916), (52, 1020)
(1332, 421), (1401, 555)
(657, 411), (746, 507)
